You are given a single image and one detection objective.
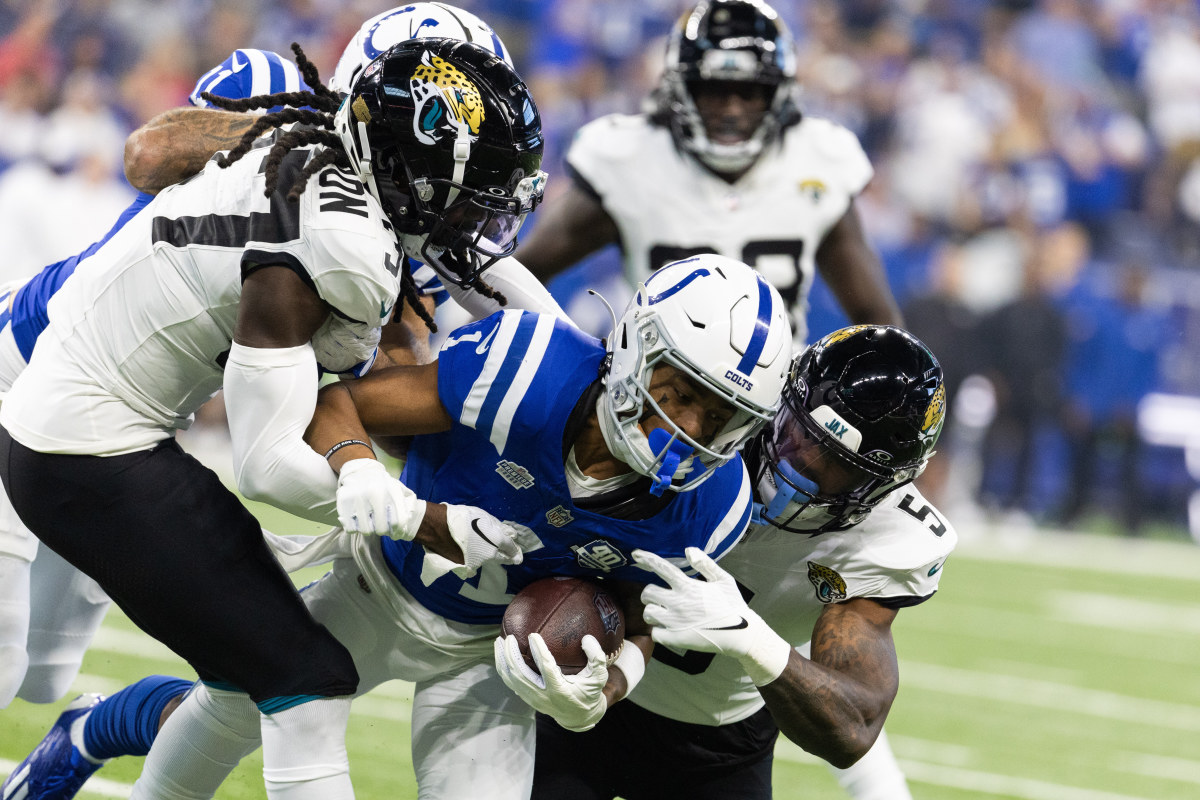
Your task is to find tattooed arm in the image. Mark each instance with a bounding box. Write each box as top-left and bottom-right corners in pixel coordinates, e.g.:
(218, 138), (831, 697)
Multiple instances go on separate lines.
(124, 108), (256, 194)
(758, 598), (900, 768)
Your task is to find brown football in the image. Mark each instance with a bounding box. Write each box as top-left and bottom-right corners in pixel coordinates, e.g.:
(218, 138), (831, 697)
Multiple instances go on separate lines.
(501, 576), (625, 675)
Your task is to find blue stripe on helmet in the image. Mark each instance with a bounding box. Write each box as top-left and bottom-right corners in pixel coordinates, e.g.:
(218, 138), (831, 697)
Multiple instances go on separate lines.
(735, 275), (773, 375)
(646, 261), (707, 305)
(266, 52), (286, 96)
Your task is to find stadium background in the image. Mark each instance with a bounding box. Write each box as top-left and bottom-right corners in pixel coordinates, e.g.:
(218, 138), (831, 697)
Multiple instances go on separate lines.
(0, 1), (1198, 797)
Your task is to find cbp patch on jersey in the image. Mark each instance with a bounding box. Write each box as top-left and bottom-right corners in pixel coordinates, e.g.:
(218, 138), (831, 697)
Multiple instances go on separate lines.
(571, 540), (628, 572)
(496, 459), (535, 489)
(807, 560), (848, 604)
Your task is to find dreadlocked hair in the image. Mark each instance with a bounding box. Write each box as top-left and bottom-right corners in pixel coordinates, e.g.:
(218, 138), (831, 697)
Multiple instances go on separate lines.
(199, 43), (448, 331)
(202, 43), (344, 203)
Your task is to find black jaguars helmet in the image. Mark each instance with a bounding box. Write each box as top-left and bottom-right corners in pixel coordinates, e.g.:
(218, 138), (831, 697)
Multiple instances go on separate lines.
(751, 325), (946, 533)
(335, 37), (546, 287)
(652, 0), (800, 175)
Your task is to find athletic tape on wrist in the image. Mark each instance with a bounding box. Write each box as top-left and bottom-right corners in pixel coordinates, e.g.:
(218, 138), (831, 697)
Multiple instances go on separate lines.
(611, 640), (646, 699)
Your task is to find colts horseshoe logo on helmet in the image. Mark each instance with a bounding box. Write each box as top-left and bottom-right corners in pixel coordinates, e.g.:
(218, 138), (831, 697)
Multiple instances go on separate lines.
(409, 50), (485, 146)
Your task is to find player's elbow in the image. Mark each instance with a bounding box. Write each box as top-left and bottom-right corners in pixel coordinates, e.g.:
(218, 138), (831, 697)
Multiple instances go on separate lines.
(785, 723), (878, 769)
(233, 457), (280, 506)
(123, 128), (168, 194)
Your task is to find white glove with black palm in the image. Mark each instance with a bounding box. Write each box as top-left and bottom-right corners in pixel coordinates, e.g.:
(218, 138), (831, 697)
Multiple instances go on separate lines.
(494, 632), (608, 732)
(634, 547), (792, 687)
(335, 458), (424, 538)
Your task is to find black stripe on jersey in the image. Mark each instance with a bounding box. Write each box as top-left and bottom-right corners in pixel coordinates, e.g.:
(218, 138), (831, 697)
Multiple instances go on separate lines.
(151, 148), (309, 250)
(872, 591), (936, 610)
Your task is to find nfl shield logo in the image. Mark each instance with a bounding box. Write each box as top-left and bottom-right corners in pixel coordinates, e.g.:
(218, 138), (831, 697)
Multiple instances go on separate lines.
(546, 505), (573, 527)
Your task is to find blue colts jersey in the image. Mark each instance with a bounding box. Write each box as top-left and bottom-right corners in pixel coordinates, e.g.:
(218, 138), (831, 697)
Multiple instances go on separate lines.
(380, 310), (754, 625)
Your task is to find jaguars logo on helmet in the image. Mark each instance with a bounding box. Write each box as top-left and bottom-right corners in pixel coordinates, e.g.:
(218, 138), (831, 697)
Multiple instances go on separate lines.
(410, 51), (485, 145)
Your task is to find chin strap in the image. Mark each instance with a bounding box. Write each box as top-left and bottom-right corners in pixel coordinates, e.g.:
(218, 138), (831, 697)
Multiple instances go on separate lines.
(647, 428), (694, 497)
(442, 120), (472, 209)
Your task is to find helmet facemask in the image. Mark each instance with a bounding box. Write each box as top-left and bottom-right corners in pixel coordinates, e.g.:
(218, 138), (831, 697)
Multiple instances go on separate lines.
(599, 317), (774, 495)
(755, 398), (923, 533)
(658, 0), (800, 175)
(598, 255), (792, 494)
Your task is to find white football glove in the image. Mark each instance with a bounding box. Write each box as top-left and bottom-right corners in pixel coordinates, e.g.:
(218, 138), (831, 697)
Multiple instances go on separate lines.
(420, 504), (525, 583)
(494, 632), (608, 732)
(335, 458), (424, 539)
(634, 547), (793, 687)
(312, 317), (381, 378)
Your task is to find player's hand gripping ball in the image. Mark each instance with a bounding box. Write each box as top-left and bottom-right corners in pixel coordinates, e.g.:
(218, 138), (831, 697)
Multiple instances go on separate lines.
(501, 577), (625, 675)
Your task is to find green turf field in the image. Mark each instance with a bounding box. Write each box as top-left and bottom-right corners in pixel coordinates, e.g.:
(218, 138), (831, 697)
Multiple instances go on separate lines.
(3, 498), (1198, 799)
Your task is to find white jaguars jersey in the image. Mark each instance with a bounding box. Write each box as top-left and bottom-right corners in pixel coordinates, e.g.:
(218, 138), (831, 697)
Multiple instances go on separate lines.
(0, 136), (402, 456)
(567, 113), (872, 345)
(630, 484), (956, 726)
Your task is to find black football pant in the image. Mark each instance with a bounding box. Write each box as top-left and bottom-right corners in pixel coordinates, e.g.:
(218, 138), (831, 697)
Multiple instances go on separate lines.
(0, 426), (358, 704)
(533, 699), (778, 799)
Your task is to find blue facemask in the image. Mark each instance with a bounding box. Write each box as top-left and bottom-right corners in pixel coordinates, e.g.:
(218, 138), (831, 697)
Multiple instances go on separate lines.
(752, 459), (820, 525)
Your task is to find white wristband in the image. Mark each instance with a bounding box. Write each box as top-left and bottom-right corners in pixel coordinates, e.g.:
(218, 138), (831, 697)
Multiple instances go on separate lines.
(611, 640), (646, 700)
(742, 616), (793, 687)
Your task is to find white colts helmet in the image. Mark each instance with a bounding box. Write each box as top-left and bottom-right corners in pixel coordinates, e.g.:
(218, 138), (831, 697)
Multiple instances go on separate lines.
(599, 255), (792, 492)
(330, 2), (514, 94)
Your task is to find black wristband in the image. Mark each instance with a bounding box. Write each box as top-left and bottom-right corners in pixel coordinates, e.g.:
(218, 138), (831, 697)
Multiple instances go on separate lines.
(324, 439), (372, 460)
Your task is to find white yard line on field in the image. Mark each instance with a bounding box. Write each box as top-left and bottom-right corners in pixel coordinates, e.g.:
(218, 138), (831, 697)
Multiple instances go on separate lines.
(954, 527), (1200, 580)
(901, 660), (1200, 732)
(772, 740), (1164, 800)
(1048, 590), (1200, 635)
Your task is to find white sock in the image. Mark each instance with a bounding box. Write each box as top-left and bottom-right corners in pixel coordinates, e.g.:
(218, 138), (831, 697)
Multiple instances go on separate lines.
(260, 696), (354, 800)
(0, 554), (31, 708)
(828, 728), (913, 800)
(132, 683), (262, 800)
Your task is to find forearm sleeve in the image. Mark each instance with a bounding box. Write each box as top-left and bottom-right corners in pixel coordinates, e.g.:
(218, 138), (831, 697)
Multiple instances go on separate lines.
(223, 342), (338, 525)
(443, 256), (577, 326)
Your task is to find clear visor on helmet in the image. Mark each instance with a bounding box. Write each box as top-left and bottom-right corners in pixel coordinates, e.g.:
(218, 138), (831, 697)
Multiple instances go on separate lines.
(418, 170), (547, 285)
(757, 403), (886, 532)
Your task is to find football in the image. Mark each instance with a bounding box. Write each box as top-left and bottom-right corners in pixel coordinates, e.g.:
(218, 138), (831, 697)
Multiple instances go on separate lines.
(501, 576), (625, 675)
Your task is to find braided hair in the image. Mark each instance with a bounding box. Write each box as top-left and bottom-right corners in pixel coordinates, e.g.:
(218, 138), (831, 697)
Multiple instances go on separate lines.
(201, 42), (509, 332)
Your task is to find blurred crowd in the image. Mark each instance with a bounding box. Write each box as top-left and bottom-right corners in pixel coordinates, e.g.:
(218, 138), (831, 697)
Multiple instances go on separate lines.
(1, 0), (1197, 536)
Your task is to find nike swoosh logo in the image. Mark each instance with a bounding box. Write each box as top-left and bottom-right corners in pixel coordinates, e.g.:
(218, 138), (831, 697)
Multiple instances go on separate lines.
(928, 563), (942, 577)
(470, 518), (498, 549)
(706, 618), (749, 631)
(475, 326), (498, 355)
